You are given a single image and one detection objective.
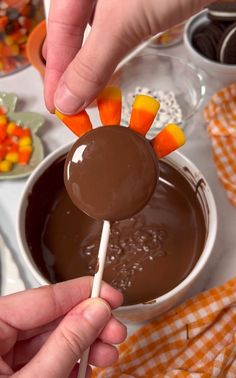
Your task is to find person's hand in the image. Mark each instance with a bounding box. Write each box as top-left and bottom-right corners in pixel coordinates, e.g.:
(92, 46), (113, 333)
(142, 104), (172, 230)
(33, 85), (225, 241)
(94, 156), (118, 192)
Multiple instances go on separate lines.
(44, 0), (213, 115)
(0, 277), (126, 377)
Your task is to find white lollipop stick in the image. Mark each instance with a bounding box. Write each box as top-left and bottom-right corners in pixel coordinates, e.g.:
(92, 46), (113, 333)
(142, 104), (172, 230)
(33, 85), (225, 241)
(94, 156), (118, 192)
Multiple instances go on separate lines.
(77, 220), (111, 378)
(43, 0), (50, 23)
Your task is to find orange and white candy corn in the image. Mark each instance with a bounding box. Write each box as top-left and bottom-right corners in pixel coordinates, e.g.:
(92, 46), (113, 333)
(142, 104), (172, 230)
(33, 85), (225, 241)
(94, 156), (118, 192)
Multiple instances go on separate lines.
(18, 145), (33, 165)
(152, 123), (186, 159)
(129, 95), (160, 136)
(97, 86), (122, 126)
(55, 110), (92, 137)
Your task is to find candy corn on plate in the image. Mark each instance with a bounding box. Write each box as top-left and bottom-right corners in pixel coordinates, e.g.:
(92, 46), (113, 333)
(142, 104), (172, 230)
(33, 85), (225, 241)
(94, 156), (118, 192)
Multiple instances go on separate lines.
(0, 92), (44, 180)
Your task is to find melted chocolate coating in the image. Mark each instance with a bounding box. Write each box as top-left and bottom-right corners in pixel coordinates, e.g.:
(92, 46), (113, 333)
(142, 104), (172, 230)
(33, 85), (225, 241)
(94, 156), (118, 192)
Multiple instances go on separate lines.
(25, 156), (206, 306)
(64, 126), (158, 221)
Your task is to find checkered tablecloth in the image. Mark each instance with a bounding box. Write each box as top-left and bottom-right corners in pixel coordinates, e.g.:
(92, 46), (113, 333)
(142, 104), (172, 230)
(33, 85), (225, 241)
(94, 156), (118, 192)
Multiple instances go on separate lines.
(204, 83), (236, 207)
(94, 278), (236, 377)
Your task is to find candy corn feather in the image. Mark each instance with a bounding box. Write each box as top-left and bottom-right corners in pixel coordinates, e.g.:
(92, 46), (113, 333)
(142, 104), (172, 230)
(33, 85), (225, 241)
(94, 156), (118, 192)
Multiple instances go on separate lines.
(97, 86), (122, 125)
(129, 95), (160, 136)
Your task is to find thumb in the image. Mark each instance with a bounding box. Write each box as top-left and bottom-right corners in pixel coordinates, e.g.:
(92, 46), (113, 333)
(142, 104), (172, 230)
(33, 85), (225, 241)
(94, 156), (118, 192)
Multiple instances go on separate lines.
(54, 24), (134, 114)
(18, 298), (111, 378)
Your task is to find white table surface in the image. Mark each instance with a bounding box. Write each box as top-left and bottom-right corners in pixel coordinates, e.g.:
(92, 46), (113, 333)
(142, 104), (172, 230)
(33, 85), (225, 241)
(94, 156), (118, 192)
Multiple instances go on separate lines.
(0, 43), (235, 334)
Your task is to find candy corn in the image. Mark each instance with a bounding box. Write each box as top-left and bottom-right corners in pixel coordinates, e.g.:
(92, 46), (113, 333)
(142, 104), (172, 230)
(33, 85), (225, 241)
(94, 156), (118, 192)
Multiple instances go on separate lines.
(55, 110), (93, 137)
(19, 145), (32, 165)
(56, 88), (186, 161)
(0, 146), (7, 160)
(97, 86), (122, 125)
(7, 122), (30, 137)
(129, 95), (160, 136)
(18, 136), (32, 147)
(4, 137), (18, 152)
(0, 115), (7, 125)
(7, 122), (16, 135)
(0, 125), (7, 142)
(0, 107), (33, 173)
(151, 124), (186, 158)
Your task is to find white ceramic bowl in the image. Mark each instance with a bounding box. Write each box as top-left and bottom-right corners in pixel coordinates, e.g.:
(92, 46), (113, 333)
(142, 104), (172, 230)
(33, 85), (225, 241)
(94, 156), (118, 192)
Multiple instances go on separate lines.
(17, 143), (217, 323)
(184, 10), (236, 86)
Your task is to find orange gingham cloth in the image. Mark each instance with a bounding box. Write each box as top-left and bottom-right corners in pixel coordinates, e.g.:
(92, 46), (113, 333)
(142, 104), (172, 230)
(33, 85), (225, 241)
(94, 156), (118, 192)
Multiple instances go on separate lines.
(204, 83), (236, 206)
(93, 278), (236, 377)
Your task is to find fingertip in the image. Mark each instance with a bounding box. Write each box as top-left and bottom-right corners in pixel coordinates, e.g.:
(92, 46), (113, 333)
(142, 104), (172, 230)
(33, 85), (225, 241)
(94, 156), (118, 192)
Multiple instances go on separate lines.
(115, 289), (124, 308)
(54, 81), (85, 115)
(89, 341), (119, 367)
(44, 82), (54, 114)
(99, 316), (127, 345)
(44, 96), (55, 114)
(44, 69), (62, 113)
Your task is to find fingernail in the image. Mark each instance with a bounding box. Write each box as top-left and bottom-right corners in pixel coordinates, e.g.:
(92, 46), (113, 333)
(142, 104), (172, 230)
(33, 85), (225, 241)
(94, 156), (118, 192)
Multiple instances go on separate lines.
(54, 82), (83, 114)
(83, 299), (110, 328)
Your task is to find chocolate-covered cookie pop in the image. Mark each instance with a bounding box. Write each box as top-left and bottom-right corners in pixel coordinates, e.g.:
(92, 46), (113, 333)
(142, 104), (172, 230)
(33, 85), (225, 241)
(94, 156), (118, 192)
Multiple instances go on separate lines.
(64, 126), (158, 221)
(58, 87), (185, 221)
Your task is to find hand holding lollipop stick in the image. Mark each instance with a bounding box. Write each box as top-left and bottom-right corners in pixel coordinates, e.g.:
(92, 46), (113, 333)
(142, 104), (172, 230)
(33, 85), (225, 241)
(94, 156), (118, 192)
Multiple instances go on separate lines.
(56, 86), (186, 378)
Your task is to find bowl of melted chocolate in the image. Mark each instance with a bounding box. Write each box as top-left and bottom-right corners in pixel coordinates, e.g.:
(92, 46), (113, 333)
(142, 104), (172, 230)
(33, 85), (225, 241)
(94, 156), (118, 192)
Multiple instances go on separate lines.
(17, 141), (217, 322)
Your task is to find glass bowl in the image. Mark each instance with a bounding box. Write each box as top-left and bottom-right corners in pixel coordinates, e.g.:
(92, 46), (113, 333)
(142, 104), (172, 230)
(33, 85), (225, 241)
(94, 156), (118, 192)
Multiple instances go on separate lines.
(110, 53), (206, 137)
(0, 0), (44, 78)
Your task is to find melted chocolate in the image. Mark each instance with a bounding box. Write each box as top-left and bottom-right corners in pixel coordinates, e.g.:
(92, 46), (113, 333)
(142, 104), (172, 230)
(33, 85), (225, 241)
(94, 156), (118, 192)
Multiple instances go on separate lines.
(64, 126), (158, 221)
(25, 156), (206, 306)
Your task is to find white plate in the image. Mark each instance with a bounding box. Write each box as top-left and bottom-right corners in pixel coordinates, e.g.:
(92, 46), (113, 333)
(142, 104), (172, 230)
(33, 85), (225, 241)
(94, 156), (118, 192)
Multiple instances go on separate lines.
(0, 234), (25, 295)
